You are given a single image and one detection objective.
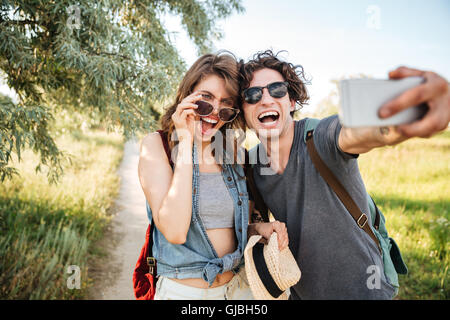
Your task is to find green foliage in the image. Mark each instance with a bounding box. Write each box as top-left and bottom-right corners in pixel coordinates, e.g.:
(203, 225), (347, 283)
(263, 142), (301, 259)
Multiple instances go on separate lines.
(0, 125), (124, 299)
(0, 92), (66, 183)
(0, 0), (243, 181)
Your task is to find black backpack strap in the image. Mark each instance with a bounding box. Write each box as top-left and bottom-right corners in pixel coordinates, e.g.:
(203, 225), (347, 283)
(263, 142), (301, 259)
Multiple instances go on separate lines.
(244, 148), (270, 223)
(147, 222), (156, 274)
(369, 195), (381, 230)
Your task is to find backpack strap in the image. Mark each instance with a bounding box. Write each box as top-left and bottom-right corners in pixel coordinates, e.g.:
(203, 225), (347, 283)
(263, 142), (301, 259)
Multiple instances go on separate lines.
(305, 128), (382, 253)
(303, 118), (320, 143)
(157, 130), (174, 168)
(305, 119), (381, 230)
(244, 148), (270, 223)
(367, 195), (381, 230)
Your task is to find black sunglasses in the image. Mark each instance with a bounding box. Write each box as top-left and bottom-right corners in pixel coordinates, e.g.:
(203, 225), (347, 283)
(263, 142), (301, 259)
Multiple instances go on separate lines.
(243, 81), (289, 104)
(194, 100), (240, 122)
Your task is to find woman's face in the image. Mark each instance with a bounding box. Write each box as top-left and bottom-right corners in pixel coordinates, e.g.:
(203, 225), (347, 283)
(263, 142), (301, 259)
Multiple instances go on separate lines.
(192, 74), (237, 143)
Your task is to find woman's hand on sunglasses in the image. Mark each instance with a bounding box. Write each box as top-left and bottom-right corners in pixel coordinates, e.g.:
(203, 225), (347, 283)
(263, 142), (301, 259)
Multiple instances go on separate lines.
(171, 91), (202, 143)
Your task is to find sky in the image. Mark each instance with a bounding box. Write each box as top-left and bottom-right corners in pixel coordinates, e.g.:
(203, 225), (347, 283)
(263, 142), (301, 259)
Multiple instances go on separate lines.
(2, 0), (449, 112)
(166, 0), (450, 112)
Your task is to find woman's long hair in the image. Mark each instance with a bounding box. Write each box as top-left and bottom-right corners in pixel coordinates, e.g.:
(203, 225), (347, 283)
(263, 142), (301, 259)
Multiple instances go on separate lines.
(160, 51), (245, 164)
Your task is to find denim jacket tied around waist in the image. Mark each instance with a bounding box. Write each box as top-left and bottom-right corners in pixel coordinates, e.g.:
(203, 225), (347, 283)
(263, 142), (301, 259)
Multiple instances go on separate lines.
(146, 142), (249, 286)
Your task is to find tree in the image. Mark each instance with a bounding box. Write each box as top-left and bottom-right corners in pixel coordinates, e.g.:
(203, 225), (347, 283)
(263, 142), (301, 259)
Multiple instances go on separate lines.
(0, 0), (243, 182)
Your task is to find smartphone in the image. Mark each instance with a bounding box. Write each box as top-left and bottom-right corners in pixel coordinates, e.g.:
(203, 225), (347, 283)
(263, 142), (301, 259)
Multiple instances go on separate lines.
(338, 76), (428, 127)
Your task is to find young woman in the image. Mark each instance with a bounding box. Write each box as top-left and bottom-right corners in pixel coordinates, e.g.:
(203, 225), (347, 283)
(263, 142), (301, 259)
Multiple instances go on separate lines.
(138, 51), (288, 300)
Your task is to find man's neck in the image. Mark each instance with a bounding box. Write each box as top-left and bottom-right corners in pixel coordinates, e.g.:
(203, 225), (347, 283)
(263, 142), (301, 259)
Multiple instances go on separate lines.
(260, 120), (296, 174)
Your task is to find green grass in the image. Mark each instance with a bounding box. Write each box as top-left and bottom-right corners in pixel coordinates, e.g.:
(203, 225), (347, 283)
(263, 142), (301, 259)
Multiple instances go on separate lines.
(0, 128), (124, 299)
(358, 129), (449, 299)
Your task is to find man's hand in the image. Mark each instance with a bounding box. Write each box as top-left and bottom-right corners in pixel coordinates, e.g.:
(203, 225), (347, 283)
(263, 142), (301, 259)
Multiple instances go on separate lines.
(340, 67), (450, 154)
(379, 66), (450, 138)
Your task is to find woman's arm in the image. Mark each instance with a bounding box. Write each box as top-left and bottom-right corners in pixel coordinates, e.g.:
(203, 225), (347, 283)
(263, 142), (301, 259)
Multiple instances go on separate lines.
(138, 90), (202, 244)
(138, 132), (193, 244)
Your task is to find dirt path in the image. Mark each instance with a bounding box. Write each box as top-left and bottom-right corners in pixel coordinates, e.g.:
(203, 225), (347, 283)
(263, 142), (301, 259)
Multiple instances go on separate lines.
(89, 139), (147, 300)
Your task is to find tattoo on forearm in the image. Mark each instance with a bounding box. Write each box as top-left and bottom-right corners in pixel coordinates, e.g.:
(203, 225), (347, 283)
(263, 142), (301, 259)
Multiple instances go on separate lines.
(380, 127), (390, 135)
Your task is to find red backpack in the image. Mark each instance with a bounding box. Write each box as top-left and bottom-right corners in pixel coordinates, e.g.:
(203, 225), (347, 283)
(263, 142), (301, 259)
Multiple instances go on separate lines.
(132, 130), (173, 300)
(132, 223), (157, 300)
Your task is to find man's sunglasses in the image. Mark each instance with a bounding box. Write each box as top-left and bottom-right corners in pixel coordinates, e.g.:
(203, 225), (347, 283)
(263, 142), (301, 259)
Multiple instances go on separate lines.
(194, 100), (240, 122)
(243, 81), (289, 104)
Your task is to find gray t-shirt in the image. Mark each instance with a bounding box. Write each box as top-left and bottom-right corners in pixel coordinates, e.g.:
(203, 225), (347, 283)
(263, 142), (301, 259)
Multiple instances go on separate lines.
(252, 115), (396, 299)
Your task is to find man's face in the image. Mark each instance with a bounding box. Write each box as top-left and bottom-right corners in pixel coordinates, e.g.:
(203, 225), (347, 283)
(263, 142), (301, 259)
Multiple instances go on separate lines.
(242, 68), (295, 139)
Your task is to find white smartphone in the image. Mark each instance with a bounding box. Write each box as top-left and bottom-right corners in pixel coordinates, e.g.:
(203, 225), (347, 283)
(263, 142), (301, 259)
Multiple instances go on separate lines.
(338, 76), (428, 127)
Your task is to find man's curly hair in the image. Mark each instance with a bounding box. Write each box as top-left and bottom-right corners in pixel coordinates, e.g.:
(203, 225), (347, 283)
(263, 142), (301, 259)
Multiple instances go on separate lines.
(239, 50), (310, 117)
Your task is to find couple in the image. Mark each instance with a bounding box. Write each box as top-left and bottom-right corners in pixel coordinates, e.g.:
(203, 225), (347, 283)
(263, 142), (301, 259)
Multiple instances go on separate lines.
(138, 50), (450, 300)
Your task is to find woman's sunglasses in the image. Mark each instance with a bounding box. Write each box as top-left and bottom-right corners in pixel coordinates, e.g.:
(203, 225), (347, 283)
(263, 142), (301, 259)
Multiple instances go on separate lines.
(194, 100), (240, 123)
(243, 81), (289, 104)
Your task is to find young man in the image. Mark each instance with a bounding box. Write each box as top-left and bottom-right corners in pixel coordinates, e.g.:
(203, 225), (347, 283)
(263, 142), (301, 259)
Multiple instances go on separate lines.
(241, 50), (450, 299)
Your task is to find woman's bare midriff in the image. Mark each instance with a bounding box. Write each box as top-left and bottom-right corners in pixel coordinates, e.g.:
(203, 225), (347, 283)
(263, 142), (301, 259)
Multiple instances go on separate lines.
(171, 227), (237, 288)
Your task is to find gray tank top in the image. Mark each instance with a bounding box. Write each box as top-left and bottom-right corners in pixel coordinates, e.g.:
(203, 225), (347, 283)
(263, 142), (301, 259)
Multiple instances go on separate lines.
(198, 172), (235, 229)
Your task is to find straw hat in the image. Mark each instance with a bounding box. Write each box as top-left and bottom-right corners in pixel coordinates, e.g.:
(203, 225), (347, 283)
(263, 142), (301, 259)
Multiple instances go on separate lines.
(244, 232), (301, 300)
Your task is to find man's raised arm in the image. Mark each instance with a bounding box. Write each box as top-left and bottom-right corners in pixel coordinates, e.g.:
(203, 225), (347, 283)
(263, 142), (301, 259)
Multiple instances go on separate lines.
(339, 66), (450, 155)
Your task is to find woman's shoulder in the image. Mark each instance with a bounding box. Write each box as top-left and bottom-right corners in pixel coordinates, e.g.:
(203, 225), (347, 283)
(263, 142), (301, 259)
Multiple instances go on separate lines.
(142, 131), (162, 143)
(142, 130), (168, 147)
(139, 131), (166, 157)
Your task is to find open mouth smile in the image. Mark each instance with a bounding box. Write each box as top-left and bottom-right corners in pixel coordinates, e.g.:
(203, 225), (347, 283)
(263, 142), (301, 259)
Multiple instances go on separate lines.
(257, 110), (280, 126)
(199, 117), (219, 136)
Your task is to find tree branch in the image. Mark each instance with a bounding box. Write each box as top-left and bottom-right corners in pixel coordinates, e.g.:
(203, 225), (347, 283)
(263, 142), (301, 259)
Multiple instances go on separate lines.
(0, 19), (38, 26)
